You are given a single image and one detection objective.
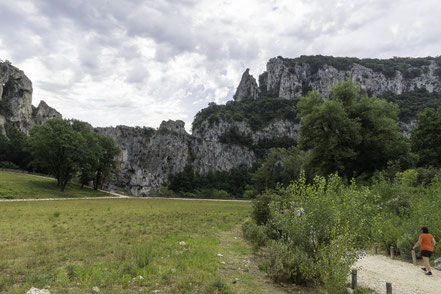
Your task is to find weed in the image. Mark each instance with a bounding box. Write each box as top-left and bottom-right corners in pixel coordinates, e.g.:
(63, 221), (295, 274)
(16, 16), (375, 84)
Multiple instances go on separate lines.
(207, 279), (232, 294)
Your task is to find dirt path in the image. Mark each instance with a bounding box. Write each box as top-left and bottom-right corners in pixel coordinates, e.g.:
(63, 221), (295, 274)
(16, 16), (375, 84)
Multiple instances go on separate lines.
(353, 254), (441, 294)
(0, 193), (251, 202)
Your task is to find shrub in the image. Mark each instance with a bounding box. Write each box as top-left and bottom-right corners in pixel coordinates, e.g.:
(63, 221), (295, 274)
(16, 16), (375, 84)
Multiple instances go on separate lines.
(250, 174), (378, 290)
(207, 279), (231, 294)
(208, 189), (230, 199)
(242, 221), (268, 247)
(0, 161), (20, 169)
(251, 191), (274, 225)
(317, 235), (357, 294)
(396, 233), (415, 258)
(395, 169), (418, 187)
(264, 240), (316, 285)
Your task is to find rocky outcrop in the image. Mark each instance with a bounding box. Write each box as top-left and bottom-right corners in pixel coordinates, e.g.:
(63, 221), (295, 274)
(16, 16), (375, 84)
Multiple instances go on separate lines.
(192, 119), (299, 144)
(96, 122), (255, 196)
(0, 60), (33, 133)
(233, 69), (260, 101)
(31, 100), (62, 128)
(235, 57), (441, 101)
(255, 57), (441, 99)
(0, 60), (61, 135)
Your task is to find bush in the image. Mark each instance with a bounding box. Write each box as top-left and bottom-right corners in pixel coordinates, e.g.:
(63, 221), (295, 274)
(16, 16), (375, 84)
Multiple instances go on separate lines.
(416, 166), (441, 186)
(249, 174), (378, 290)
(264, 240), (316, 285)
(242, 189), (255, 199)
(168, 166), (253, 199)
(207, 279), (231, 294)
(242, 221), (268, 247)
(396, 233), (415, 258)
(317, 235), (357, 294)
(251, 191), (274, 225)
(0, 161), (20, 169)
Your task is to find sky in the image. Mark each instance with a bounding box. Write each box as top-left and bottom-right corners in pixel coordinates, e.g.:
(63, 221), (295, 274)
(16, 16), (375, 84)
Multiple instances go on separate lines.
(1, 0), (441, 132)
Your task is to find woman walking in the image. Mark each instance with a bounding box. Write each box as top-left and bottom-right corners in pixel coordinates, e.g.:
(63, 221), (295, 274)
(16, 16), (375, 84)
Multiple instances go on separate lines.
(413, 226), (436, 275)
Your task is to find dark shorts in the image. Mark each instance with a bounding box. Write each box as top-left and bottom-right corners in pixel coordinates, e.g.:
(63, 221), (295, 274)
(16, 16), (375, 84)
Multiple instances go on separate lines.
(421, 250), (433, 258)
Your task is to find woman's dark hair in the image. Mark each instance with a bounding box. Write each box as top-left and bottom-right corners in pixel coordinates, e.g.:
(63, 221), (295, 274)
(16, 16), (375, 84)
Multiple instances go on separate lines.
(421, 226), (429, 234)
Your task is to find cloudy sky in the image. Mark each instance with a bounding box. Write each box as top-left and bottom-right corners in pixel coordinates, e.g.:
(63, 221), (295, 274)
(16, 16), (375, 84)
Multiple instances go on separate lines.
(1, 0), (440, 132)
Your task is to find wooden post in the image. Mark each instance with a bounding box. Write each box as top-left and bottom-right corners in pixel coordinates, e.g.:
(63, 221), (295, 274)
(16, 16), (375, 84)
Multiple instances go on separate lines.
(386, 282), (392, 294)
(390, 246), (394, 259)
(351, 269), (357, 289)
(374, 242), (378, 254)
(411, 249), (417, 265)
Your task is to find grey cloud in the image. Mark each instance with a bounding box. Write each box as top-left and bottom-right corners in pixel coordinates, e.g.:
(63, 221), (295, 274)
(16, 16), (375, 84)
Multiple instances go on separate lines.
(126, 64), (149, 85)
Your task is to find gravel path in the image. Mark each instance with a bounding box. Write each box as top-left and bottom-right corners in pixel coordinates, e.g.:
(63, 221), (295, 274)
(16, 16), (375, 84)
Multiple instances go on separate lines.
(0, 193), (251, 202)
(353, 254), (440, 294)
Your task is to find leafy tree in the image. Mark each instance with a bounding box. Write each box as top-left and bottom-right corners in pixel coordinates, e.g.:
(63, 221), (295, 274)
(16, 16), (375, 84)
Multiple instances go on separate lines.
(93, 134), (120, 190)
(253, 147), (304, 193)
(298, 80), (413, 180)
(71, 120), (120, 190)
(411, 107), (441, 167)
(168, 165), (253, 198)
(71, 120), (99, 188)
(382, 89), (441, 122)
(0, 125), (32, 170)
(29, 119), (86, 191)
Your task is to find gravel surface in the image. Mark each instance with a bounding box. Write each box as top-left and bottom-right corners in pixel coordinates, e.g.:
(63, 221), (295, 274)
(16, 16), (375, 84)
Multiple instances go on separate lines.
(352, 254), (440, 294)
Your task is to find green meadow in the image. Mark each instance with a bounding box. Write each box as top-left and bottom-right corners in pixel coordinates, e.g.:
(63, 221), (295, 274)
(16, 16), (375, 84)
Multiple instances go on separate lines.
(0, 171), (110, 199)
(0, 197), (259, 293)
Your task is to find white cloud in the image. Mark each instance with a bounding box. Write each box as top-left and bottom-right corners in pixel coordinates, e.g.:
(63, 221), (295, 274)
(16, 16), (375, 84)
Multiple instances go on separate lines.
(1, 0), (441, 132)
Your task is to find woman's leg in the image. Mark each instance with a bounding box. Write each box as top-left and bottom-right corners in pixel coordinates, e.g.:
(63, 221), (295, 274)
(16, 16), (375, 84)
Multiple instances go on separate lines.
(423, 256), (431, 273)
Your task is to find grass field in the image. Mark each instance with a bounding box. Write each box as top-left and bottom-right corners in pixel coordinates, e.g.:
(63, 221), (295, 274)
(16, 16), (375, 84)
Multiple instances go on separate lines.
(0, 198), (256, 293)
(0, 171), (110, 199)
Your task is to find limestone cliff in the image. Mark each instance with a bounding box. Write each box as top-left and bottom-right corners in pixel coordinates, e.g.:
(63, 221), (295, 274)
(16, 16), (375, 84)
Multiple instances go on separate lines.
(192, 119), (299, 144)
(235, 56), (441, 100)
(96, 120), (255, 196)
(0, 60), (61, 135)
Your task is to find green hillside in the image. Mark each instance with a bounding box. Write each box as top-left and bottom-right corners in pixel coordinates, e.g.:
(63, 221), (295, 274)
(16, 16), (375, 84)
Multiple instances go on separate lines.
(0, 171), (110, 199)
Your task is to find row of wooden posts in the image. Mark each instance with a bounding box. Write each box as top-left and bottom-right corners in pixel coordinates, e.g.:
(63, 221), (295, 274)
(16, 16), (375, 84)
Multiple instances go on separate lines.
(350, 244), (418, 294)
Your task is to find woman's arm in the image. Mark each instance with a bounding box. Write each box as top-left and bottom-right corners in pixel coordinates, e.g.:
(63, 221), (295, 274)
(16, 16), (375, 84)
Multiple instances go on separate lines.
(432, 237), (436, 247)
(413, 238), (422, 249)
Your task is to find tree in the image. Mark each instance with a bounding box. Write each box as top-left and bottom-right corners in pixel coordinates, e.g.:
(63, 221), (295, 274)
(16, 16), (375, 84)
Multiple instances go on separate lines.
(29, 119), (86, 191)
(71, 120), (99, 188)
(411, 107), (441, 167)
(253, 147), (304, 193)
(0, 125), (32, 169)
(71, 119), (120, 190)
(298, 80), (413, 180)
(93, 134), (120, 190)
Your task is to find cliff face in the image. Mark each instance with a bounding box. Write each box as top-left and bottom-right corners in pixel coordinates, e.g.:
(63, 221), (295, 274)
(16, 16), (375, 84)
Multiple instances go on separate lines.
(0, 60), (61, 135)
(96, 120), (255, 196)
(192, 119), (299, 144)
(235, 56), (441, 100)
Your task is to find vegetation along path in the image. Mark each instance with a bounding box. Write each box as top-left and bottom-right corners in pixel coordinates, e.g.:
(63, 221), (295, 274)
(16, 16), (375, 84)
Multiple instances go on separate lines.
(352, 254), (441, 294)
